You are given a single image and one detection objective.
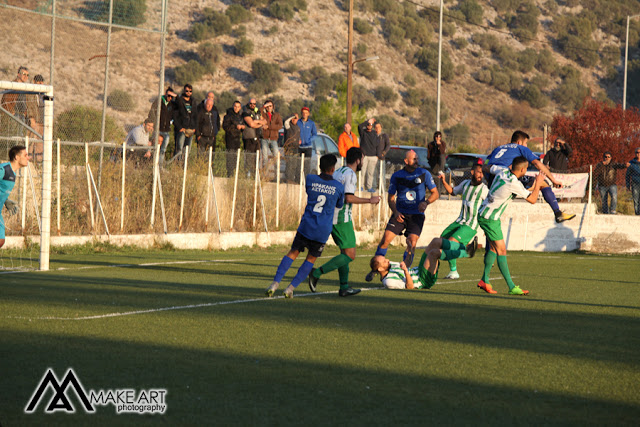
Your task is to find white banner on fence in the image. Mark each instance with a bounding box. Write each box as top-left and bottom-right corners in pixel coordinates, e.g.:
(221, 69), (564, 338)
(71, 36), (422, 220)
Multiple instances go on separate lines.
(525, 172), (589, 198)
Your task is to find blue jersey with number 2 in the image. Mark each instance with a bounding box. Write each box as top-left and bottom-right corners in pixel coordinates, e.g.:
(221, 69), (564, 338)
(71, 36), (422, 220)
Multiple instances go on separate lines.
(487, 143), (539, 168)
(298, 173), (345, 243)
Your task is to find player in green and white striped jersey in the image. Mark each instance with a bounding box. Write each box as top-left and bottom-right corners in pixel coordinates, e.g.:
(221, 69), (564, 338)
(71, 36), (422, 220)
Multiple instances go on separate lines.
(371, 256), (423, 289)
(309, 147), (380, 297)
(437, 163), (489, 279)
(476, 156), (545, 295)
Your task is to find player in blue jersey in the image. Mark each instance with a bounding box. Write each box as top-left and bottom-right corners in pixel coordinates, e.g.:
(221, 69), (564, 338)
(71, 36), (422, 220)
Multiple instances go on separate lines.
(486, 130), (575, 223)
(1, 145), (30, 249)
(366, 150), (439, 281)
(266, 154), (345, 299)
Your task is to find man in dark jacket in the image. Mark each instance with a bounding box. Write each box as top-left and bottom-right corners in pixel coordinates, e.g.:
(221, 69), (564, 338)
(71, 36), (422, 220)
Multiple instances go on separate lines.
(593, 151), (628, 214)
(196, 98), (220, 154)
(427, 131), (446, 174)
(626, 148), (640, 215)
(173, 84), (196, 156)
(543, 138), (572, 172)
(222, 101), (245, 177)
(284, 114), (301, 183)
(358, 118), (378, 192)
(147, 87), (176, 162)
(260, 99), (283, 169)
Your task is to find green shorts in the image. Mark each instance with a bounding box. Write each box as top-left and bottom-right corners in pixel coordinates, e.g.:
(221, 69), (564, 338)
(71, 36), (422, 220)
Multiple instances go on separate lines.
(478, 217), (503, 242)
(440, 222), (477, 246)
(331, 221), (356, 249)
(417, 252), (439, 289)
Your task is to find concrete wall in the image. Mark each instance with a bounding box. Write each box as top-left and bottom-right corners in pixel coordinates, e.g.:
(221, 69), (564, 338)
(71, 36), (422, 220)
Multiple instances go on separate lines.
(5, 200), (640, 254)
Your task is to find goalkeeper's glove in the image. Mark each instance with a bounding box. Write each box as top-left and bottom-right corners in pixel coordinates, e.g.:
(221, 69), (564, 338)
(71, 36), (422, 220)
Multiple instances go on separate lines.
(4, 199), (18, 216)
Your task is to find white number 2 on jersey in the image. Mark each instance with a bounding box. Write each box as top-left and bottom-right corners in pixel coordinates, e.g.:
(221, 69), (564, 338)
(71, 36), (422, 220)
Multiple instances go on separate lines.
(314, 195), (327, 213)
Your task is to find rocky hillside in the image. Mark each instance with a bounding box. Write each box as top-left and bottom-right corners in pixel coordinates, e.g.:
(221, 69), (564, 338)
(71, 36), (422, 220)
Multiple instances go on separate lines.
(2, 0), (639, 151)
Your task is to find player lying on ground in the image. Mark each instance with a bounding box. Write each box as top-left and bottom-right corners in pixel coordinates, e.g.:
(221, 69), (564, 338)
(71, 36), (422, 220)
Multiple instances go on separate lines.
(368, 236), (477, 290)
(308, 147), (380, 296)
(0, 145), (29, 249)
(265, 154), (347, 299)
(477, 155), (545, 296)
(366, 150), (438, 282)
(485, 130), (575, 224)
(437, 162), (489, 280)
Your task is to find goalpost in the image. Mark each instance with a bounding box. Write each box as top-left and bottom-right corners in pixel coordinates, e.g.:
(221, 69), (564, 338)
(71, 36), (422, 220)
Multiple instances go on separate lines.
(0, 81), (53, 271)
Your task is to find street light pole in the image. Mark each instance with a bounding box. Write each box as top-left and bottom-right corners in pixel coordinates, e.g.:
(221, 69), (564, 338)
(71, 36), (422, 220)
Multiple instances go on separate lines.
(346, 55), (379, 125)
(436, 0), (444, 131)
(347, 0), (354, 125)
(623, 14), (640, 111)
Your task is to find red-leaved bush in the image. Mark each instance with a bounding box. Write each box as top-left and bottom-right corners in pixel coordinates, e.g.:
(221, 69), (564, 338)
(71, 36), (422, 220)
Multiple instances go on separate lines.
(551, 99), (640, 168)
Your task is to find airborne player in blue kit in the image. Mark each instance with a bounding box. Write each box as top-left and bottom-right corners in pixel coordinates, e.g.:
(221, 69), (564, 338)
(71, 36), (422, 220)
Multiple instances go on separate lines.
(485, 130), (575, 223)
(265, 154), (345, 299)
(1, 145), (29, 249)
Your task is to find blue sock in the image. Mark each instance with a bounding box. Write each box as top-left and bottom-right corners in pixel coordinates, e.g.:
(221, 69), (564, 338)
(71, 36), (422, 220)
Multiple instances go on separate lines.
(290, 260), (314, 288)
(375, 247), (388, 257)
(273, 256), (294, 283)
(541, 187), (560, 213)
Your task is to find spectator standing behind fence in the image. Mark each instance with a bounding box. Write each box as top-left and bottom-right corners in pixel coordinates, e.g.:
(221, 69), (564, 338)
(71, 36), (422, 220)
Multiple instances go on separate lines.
(297, 107), (317, 160)
(284, 114), (301, 183)
(260, 99), (283, 170)
(338, 123), (358, 158)
(173, 84), (196, 157)
(374, 122), (390, 167)
(222, 101), (245, 177)
(147, 87), (176, 163)
(593, 151), (628, 214)
(125, 119), (154, 163)
(26, 74), (45, 136)
(196, 98), (220, 154)
(427, 131), (446, 175)
(242, 98), (266, 155)
(358, 118), (378, 192)
(196, 91), (215, 116)
(626, 148), (640, 215)
(543, 138), (572, 172)
(1, 66), (29, 136)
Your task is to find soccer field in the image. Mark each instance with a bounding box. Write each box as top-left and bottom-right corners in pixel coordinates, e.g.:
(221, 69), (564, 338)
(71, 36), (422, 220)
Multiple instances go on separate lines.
(1, 246), (639, 426)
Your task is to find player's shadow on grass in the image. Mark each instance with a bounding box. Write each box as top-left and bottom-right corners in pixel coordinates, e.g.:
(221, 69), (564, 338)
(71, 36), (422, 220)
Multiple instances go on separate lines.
(3, 329), (639, 426)
(534, 221), (578, 252)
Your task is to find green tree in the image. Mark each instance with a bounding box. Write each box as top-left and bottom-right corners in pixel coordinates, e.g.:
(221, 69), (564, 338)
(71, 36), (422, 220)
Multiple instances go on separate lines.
(96, 0), (147, 28)
(313, 82), (367, 142)
(54, 106), (125, 142)
(459, 0), (483, 25)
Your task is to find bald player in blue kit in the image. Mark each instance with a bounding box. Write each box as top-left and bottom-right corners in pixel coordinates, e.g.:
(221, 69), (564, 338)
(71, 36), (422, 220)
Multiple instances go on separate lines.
(265, 154), (346, 299)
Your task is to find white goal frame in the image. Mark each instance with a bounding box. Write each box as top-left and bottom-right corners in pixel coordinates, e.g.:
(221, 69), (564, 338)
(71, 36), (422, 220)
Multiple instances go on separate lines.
(0, 81), (54, 271)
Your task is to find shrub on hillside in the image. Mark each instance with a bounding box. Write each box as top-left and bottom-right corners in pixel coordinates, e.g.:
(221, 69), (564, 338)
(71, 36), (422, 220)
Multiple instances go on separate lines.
(404, 73), (416, 87)
(376, 114), (399, 133)
(188, 8), (231, 41)
(216, 91), (239, 111)
(299, 66), (328, 84)
(357, 62), (378, 80)
(174, 60), (206, 86)
(403, 88), (425, 107)
(198, 42), (222, 73)
(232, 25), (247, 37)
(496, 102), (543, 129)
(95, 0), (146, 28)
(472, 33), (500, 51)
(356, 43), (367, 56)
(414, 44), (454, 81)
(374, 86), (398, 105)
(107, 89), (135, 112)
(454, 37), (469, 49)
(553, 78), (590, 111)
(536, 49), (558, 75)
(459, 0), (483, 25)
(516, 48), (538, 73)
(249, 59), (282, 94)
(353, 18), (373, 35)
(353, 85), (377, 110)
(445, 123), (471, 144)
(420, 96), (449, 125)
(557, 34), (599, 67)
(234, 37), (254, 56)
(507, 1), (539, 41)
(54, 106), (125, 142)
(269, 1), (294, 20)
(520, 84), (549, 109)
(226, 4), (252, 24)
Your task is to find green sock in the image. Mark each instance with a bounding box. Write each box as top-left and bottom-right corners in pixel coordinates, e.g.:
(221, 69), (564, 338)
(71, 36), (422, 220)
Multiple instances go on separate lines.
(441, 240), (464, 251)
(441, 249), (468, 260)
(448, 258), (457, 272)
(314, 253), (351, 278)
(482, 251), (497, 282)
(496, 255), (516, 290)
(338, 264), (349, 290)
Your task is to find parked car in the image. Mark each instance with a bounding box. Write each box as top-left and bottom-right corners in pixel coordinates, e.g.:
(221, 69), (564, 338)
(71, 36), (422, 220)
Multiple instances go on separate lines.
(384, 145), (431, 180)
(276, 129), (341, 176)
(444, 153), (487, 185)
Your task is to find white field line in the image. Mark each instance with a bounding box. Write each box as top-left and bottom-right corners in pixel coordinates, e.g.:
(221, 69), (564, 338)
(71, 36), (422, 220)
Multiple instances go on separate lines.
(8, 276), (511, 322)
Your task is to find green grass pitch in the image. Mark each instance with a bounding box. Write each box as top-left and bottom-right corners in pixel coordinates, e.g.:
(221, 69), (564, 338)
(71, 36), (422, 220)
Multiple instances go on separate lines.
(1, 246), (639, 426)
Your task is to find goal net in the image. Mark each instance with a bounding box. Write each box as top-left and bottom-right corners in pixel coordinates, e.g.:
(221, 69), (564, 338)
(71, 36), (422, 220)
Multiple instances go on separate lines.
(0, 81), (53, 271)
